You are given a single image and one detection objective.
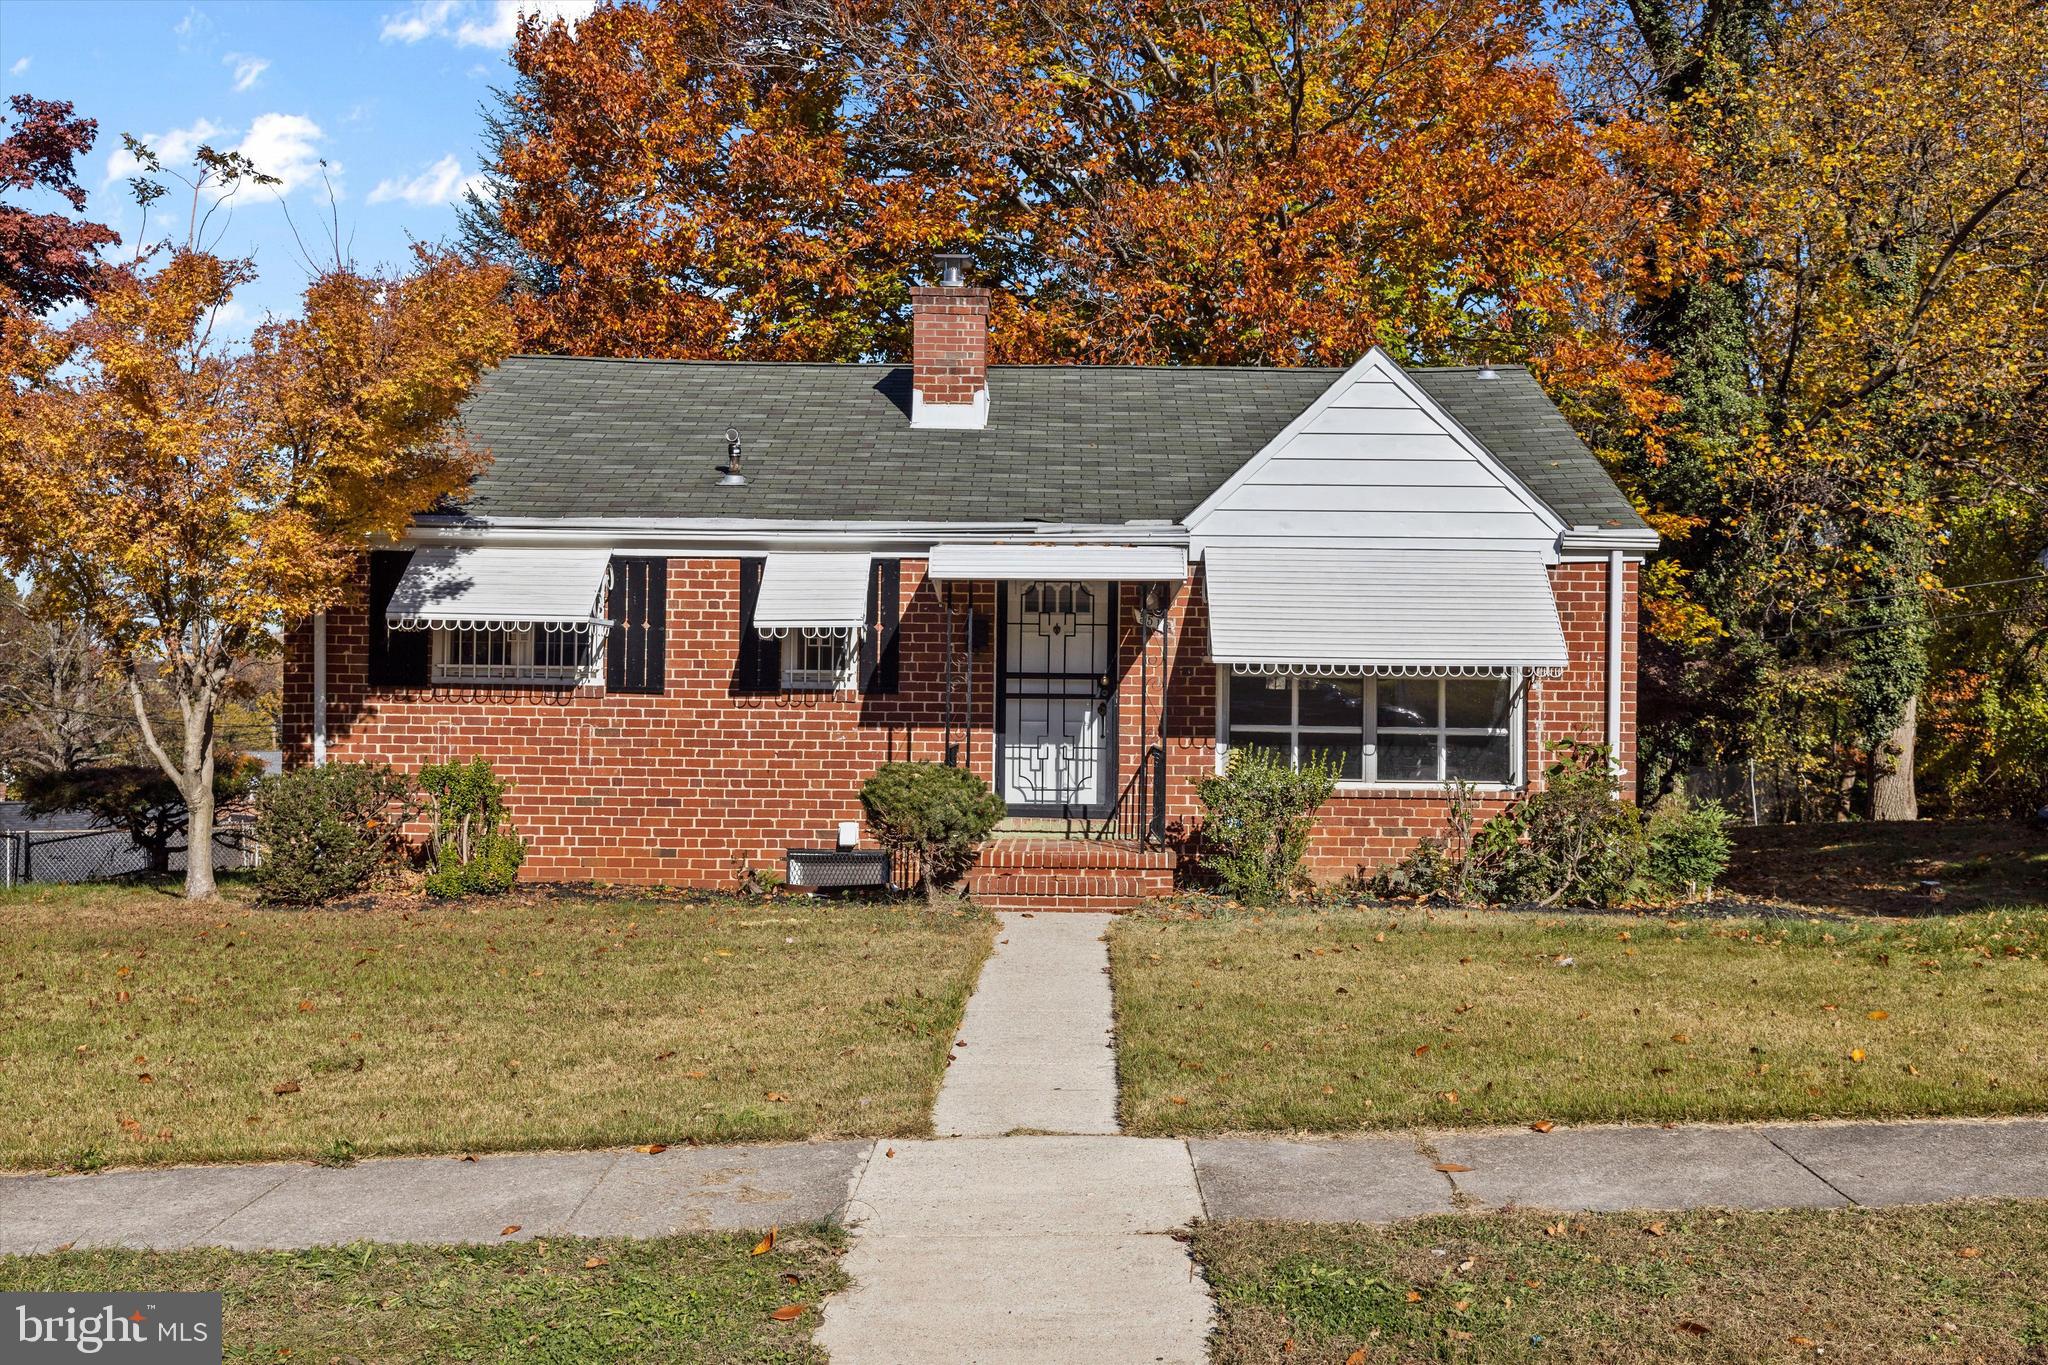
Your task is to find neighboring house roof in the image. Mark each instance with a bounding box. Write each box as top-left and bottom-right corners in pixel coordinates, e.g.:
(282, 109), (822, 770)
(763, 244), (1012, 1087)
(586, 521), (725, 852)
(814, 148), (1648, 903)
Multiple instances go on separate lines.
(450, 356), (1646, 531)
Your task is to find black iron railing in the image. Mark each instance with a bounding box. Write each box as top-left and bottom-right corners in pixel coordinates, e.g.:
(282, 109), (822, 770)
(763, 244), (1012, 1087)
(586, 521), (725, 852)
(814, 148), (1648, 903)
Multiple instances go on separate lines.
(1097, 744), (1168, 849)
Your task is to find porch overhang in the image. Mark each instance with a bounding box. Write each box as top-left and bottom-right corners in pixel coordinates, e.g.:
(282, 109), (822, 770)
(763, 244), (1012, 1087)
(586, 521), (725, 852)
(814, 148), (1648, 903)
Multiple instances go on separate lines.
(384, 546), (612, 632)
(753, 552), (873, 638)
(925, 543), (1187, 581)
(1204, 546), (1569, 677)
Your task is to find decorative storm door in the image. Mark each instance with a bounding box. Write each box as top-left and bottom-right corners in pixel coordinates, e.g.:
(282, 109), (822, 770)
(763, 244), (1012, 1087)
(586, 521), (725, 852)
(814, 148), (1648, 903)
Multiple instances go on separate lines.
(1000, 580), (1115, 813)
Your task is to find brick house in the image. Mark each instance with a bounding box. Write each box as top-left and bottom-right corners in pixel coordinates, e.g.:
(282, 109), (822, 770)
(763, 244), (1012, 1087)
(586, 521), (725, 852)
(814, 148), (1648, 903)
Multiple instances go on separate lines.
(282, 259), (1654, 908)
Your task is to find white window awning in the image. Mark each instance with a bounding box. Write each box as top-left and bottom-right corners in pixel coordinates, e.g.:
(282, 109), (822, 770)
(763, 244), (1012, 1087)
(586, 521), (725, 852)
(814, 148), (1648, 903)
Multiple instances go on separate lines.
(753, 553), (873, 637)
(1204, 547), (1569, 676)
(926, 543), (1187, 581)
(385, 546), (612, 632)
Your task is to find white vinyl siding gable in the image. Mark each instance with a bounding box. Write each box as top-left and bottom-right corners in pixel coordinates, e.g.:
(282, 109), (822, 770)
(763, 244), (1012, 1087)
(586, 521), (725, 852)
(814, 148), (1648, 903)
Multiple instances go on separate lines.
(1185, 350), (1565, 556)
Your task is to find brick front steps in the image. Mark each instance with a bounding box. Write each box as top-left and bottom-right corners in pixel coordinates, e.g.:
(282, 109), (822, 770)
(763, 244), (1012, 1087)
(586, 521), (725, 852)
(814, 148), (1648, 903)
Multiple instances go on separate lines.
(963, 836), (1177, 912)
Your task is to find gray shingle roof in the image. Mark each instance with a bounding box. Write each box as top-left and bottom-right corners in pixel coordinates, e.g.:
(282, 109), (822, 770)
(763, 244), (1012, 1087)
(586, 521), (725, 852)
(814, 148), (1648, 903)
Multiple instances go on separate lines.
(451, 356), (1645, 530)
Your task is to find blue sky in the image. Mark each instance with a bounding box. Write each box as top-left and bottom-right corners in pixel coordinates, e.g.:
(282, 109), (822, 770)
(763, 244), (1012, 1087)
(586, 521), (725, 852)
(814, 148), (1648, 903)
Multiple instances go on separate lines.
(0, 0), (594, 330)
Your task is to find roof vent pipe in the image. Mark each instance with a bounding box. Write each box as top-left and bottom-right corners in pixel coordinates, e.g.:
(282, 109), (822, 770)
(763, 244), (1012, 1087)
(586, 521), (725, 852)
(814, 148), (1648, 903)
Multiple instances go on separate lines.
(1476, 362), (1499, 380)
(719, 426), (749, 486)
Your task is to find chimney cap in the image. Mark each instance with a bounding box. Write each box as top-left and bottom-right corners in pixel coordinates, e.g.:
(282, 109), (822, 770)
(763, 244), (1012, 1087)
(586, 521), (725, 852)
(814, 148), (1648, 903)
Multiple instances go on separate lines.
(932, 252), (972, 288)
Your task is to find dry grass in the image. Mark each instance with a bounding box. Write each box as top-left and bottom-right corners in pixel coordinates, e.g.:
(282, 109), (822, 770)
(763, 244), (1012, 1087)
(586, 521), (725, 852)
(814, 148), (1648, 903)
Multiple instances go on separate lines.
(1112, 907), (2048, 1135)
(0, 1226), (846, 1364)
(0, 881), (993, 1171)
(1725, 819), (2048, 914)
(1197, 1202), (2048, 1364)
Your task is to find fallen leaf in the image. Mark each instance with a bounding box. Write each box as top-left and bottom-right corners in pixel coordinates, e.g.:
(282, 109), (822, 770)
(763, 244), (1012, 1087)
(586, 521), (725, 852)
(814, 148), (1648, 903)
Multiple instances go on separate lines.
(500, 1225), (520, 1237)
(1345, 1351), (1368, 1365)
(752, 1227), (777, 1256)
(1957, 1247), (1981, 1258)
(1676, 1320), (1710, 1337)
(1643, 1221), (1667, 1237)
(885, 1147), (895, 1158)
(1850, 1048), (1867, 1063)
(1789, 1335), (1815, 1347)
(1867, 1010), (1889, 1020)
(1413, 1044), (1431, 1057)
(1529, 1121), (1555, 1133)
(633, 1143), (667, 1155)
(272, 1080), (300, 1096)
(457, 1154), (477, 1162)
(1405, 1290), (1423, 1303)
(1321, 1085), (1335, 1096)
(1170, 1095), (1189, 1105)
(136, 1073), (153, 1084)
(1433, 1163), (1473, 1173)
(582, 1256), (608, 1269)
(1440, 1090), (1459, 1103)
(297, 1000), (314, 1012)
(768, 1304), (804, 1322)
(1671, 1033), (1691, 1044)
(765, 1091), (787, 1102)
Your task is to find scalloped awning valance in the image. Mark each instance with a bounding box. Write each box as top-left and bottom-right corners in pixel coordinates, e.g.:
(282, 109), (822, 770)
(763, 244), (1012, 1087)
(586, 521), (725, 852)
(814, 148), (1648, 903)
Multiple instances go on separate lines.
(384, 546), (612, 633)
(1205, 546), (1569, 677)
(752, 552), (874, 639)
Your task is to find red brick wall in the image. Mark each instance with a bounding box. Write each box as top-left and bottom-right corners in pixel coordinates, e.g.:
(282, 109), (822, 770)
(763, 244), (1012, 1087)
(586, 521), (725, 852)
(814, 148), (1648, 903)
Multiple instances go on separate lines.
(909, 285), (989, 406)
(283, 554), (1639, 891)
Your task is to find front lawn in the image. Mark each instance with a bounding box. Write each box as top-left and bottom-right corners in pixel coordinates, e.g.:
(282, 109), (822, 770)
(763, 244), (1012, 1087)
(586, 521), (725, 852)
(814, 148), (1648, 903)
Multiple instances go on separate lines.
(0, 1227), (844, 1364)
(0, 882), (992, 1170)
(1197, 1202), (2048, 1364)
(1112, 907), (2047, 1134)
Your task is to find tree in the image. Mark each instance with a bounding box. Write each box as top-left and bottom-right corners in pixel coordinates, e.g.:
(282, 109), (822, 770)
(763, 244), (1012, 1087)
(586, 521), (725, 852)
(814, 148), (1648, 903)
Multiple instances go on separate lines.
(463, 0), (1709, 423)
(0, 93), (120, 324)
(0, 580), (131, 776)
(0, 146), (515, 898)
(17, 757), (261, 876)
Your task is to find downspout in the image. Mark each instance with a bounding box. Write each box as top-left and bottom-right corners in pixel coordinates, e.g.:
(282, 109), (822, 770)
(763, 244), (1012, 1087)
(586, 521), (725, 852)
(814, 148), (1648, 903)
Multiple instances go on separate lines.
(311, 612), (328, 767)
(1605, 551), (1623, 781)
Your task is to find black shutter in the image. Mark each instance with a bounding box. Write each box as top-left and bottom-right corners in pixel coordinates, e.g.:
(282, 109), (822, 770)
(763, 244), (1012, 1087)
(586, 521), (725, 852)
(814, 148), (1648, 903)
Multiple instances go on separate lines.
(605, 557), (667, 694)
(366, 550), (430, 686)
(732, 557), (781, 694)
(859, 557), (902, 694)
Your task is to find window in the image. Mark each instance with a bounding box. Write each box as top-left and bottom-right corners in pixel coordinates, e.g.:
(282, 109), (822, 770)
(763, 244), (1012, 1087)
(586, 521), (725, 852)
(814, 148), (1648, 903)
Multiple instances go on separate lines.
(432, 626), (597, 685)
(781, 631), (857, 691)
(1222, 672), (1520, 785)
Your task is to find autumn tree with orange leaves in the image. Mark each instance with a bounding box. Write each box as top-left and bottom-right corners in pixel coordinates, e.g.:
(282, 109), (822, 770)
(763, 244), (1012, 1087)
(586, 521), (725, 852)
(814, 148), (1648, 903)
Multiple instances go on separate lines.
(0, 148), (514, 898)
(462, 0), (1710, 442)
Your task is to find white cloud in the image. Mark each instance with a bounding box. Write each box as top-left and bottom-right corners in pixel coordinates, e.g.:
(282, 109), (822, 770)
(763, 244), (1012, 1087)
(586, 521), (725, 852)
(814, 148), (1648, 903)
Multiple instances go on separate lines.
(367, 153), (481, 207)
(380, 0), (595, 50)
(8, 57), (30, 78)
(236, 113), (336, 197)
(224, 52), (269, 92)
(103, 117), (230, 187)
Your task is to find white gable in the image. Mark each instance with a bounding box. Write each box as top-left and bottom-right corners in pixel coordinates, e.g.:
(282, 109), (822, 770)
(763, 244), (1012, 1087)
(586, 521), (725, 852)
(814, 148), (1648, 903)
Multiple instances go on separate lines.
(1184, 349), (1564, 557)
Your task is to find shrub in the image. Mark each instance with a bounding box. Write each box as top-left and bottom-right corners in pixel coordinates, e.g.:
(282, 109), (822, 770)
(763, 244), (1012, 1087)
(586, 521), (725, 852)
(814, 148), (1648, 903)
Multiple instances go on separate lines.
(418, 757), (525, 898)
(19, 756), (263, 875)
(1194, 745), (1342, 906)
(859, 761), (1005, 902)
(253, 763), (416, 905)
(1647, 798), (1734, 900)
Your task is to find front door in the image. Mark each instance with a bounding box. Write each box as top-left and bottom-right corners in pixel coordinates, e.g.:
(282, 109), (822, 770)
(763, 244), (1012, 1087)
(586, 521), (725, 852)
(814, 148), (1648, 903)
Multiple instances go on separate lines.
(999, 580), (1116, 814)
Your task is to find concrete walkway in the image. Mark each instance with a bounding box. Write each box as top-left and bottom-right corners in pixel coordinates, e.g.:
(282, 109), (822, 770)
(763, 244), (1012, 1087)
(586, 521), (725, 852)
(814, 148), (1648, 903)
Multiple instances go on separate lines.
(0, 1141), (866, 1255)
(931, 910), (1120, 1137)
(823, 910), (1215, 1364)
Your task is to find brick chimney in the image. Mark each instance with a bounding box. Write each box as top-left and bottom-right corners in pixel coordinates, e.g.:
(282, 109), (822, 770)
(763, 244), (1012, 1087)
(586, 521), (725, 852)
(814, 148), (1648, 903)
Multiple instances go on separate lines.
(909, 253), (989, 430)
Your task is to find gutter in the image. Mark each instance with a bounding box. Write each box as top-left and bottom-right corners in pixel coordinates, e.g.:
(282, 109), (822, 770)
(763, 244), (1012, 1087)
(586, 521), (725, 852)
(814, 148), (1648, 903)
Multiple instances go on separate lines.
(402, 516), (1192, 554)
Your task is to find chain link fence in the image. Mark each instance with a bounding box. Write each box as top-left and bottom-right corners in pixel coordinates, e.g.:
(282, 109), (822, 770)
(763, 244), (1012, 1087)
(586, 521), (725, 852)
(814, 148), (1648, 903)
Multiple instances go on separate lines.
(0, 817), (259, 889)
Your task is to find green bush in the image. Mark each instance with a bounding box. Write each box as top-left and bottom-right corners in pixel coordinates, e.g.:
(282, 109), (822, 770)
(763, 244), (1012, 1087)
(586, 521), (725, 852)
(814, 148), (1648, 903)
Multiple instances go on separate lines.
(858, 761), (1005, 902)
(1376, 742), (1731, 908)
(1195, 745), (1342, 906)
(253, 763), (416, 905)
(417, 757), (525, 898)
(1647, 798), (1734, 900)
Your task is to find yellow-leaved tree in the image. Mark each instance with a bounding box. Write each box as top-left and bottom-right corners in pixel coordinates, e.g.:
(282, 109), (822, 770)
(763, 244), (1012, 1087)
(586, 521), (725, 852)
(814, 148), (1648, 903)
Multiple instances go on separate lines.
(0, 149), (513, 897)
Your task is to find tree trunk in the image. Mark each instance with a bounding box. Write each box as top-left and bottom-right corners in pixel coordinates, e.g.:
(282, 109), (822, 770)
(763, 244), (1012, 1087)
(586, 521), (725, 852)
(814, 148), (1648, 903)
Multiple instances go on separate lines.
(1868, 691), (1919, 821)
(184, 763), (217, 898)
